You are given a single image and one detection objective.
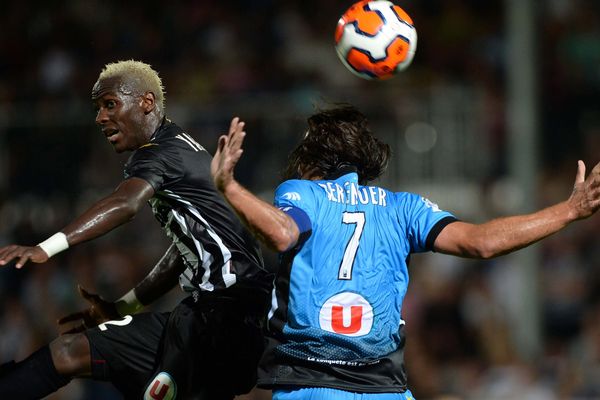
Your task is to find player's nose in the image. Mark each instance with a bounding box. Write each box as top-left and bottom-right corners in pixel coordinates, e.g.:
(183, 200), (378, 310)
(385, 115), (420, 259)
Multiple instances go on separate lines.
(95, 108), (108, 125)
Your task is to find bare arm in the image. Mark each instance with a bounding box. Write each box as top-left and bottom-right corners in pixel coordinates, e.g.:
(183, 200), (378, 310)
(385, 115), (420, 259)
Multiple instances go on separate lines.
(58, 243), (185, 333)
(123, 242), (185, 308)
(0, 177), (154, 268)
(62, 177), (155, 245)
(211, 118), (300, 252)
(435, 160), (600, 258)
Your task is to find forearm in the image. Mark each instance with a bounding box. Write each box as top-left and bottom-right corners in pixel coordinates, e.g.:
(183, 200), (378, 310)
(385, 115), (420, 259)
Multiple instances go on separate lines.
(61, 196), (138, 246)
(133, 243), (184, 304)
(449, 201), (576, 258)
(437, 159), (600, 259)
(221, 181), (299, 252)
(6, 195), (139, 264)
(60, 178), (153, 247)
(115, 243), (184, 315)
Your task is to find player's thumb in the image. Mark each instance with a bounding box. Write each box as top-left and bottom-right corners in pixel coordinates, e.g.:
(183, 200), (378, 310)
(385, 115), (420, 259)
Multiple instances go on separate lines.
(78, 285), (93, 300)
(575, 160), (586, 185)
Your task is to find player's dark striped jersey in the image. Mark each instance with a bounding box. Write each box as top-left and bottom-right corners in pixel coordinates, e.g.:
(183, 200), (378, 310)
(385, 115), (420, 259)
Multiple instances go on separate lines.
(258, 172), (457, 393)
(124, 118), (270, 295)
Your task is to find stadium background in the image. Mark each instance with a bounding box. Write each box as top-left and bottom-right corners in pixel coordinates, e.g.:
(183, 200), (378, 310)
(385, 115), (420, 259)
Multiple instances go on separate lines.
(0, 0), (599, 398)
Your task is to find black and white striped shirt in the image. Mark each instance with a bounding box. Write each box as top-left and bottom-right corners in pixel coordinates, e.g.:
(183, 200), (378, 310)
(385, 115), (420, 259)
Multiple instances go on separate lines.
(124, 118), (271, 295)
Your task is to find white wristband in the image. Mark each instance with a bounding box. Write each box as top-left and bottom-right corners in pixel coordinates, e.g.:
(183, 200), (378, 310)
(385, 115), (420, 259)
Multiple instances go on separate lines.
(115, 290), (144, 316)
(37, 232), (69, 258)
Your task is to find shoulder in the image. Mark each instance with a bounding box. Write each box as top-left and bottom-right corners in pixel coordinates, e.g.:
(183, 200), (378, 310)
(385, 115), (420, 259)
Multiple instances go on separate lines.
(125, 133), (182, 175)
(388, 190), (431, 205)
(275, 179), (319, 198)
(275, 178), (312, 191)
(135, 120), (207, 159)
(128, 141), (176, 165)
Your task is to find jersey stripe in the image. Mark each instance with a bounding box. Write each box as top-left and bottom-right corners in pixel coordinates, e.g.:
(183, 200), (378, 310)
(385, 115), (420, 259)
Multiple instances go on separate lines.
(159, 190), (236, 290)
(125, 119), (268, 297)
(171, 209), (216, 291)
(175, 134), (201, 152)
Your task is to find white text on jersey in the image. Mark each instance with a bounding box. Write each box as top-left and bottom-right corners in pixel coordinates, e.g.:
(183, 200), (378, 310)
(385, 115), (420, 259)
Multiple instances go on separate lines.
(318, 182), (387, 206)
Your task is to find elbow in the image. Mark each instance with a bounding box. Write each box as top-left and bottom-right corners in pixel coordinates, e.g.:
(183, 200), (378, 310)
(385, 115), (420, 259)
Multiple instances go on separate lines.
(273, 242), (291, 253)
(272, 230), (298, 253)
(468, 239), (499, 259)
(450, 231), (494, 259)
(122, 203), (140, 221)
(271, 214), (302, 253)
(113, 197), (142, 222)
(268, 225), (299, 253)
(476, 248), (496, 260)
(249, 212), (302, 253)
(440, 223), (506, 259)
(124, 208), (138, 222)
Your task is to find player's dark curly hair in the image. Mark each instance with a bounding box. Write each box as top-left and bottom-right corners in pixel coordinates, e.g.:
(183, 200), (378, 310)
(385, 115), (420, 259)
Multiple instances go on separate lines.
(284, 105), (390, 184)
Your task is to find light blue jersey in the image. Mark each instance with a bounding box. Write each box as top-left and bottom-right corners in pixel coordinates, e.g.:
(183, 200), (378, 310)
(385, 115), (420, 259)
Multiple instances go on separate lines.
(273, 387), (416, 400)
(258, 172), (456, 393)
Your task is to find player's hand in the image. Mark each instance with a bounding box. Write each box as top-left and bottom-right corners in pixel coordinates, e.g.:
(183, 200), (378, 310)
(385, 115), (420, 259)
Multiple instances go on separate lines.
(0, 245), (49, 269)
(211, 117), (247, 193)
(57, 285), (120, 335)
(567, 160), (600, 220)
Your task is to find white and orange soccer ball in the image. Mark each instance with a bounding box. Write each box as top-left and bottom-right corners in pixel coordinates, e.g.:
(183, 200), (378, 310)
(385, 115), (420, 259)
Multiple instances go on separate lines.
(335, 0), (418, 80)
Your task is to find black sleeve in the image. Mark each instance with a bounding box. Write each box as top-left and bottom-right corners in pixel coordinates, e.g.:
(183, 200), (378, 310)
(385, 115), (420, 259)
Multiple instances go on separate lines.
(124, 145), (182, 192)
(425, 216), (459, 251)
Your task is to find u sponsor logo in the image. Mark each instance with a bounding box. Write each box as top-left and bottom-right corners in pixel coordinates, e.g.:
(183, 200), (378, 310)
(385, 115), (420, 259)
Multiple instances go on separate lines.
(144, 372), (177, 400)
(319, 292), (373, 336)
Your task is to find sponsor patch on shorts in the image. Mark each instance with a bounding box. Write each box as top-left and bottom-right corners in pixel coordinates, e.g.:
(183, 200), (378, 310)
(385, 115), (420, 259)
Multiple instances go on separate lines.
(144, 371), (177, 400)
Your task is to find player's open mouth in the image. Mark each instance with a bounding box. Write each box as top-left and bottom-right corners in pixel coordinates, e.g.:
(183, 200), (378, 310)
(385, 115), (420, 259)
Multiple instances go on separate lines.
(103, 129), (120, 143)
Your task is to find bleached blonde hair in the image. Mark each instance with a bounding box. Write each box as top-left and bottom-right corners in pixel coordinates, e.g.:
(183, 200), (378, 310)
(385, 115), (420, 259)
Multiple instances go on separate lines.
(98, 60), (166, 112)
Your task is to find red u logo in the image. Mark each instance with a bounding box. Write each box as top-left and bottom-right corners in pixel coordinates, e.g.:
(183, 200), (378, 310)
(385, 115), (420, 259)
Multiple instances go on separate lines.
(319, 292), (373, 336)
(331, 305), (363, 334)
(144, 372), (176, 400)
(149, 380), (169, 399)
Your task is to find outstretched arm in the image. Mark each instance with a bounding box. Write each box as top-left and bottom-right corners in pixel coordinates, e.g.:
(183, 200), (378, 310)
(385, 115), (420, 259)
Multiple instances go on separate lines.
(58, 243), (185, 333)
(0, 177), (154, 268)
(62, 177), (154, 245)
(211, 117), (300, 252)
(435, 160), (600, 258)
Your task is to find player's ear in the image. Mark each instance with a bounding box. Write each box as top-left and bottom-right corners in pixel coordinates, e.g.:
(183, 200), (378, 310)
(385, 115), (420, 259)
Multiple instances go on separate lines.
(141, 91), (156, 114)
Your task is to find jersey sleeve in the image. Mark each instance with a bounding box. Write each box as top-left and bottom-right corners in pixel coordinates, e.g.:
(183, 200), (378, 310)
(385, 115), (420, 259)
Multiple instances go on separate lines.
(124, 144), (182, 192)
(274, 180), (315, 215)
(401, 193), (457, 253)
(274, 180), (316, 250)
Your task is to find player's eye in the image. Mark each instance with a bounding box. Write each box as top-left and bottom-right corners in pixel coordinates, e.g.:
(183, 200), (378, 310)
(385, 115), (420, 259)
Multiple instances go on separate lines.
(106, 100), (116, 109)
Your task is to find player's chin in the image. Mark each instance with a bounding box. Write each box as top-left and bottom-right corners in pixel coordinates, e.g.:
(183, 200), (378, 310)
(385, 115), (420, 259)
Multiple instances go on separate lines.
(111, 143), (127, 153)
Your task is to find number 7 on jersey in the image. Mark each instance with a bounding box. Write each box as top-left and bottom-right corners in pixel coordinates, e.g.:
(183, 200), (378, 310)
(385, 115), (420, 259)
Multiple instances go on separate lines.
(338, 212), (365, 280)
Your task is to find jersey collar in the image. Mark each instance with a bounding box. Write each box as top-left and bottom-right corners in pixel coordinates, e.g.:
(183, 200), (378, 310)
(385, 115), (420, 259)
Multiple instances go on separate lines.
(324, 164), (359, 181)
(149, 117), (170, 142)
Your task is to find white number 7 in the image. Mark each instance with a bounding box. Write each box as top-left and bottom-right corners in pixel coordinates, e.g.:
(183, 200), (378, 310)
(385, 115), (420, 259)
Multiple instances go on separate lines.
(338, 212), (365, 280)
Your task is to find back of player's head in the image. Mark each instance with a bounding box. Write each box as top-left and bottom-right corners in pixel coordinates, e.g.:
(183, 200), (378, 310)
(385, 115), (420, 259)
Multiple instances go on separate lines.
(284, 104), (390, 184)
(97, 60), (166, 113)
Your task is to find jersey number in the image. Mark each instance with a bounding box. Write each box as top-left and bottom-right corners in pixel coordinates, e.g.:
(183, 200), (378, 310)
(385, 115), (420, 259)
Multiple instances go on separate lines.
(99, 315), (133, 331)
(338, 212), (365, 280)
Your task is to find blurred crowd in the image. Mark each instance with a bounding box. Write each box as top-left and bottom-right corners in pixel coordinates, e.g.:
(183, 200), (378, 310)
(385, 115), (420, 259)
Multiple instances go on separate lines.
(0, 1), (599, 399)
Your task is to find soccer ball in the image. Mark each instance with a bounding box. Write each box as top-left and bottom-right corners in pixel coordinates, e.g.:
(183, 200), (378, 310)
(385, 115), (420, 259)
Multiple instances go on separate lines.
(335, 0), (417, 80)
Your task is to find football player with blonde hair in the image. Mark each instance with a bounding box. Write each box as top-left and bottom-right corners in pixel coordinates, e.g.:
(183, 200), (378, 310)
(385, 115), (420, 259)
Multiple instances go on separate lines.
(0, 60), (271, 400)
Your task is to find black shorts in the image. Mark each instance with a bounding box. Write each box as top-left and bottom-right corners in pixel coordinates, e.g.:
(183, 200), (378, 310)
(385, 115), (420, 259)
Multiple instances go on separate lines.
(85, 294), (266, 400)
